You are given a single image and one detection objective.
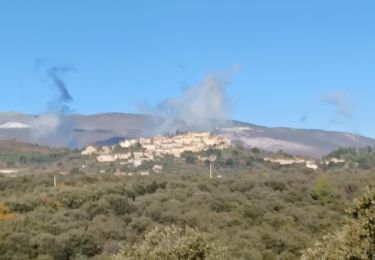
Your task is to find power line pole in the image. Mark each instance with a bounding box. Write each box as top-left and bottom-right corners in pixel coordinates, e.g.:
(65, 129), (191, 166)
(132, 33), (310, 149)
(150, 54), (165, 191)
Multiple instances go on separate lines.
(209, 162), (212, 179)
(209, 155), (216, 180)
(54, 175), (57, 188)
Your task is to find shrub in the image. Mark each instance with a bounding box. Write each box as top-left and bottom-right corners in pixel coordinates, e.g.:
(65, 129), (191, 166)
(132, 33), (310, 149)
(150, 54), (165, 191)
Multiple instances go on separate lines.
(310, 176), (336, 204)
(302, 191), (375, 259)
(113, 225), (226, 260)
(0, 203), (15, 221)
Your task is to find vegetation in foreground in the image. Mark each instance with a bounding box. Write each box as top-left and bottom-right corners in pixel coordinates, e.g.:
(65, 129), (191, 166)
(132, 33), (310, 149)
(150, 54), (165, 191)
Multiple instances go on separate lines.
(0, 166), (374, 259)
(1, 143), (375, 259)
(302, 191), (375, 259)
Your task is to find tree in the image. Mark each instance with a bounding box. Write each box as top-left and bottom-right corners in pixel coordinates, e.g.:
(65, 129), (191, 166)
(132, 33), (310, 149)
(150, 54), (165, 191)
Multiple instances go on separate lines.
(302, 191), (375, 259)
(310, 176), (335, 205)
(113, 225), (226, 260)
(0, 203), (15, 221)
(181, 151), (197, 164)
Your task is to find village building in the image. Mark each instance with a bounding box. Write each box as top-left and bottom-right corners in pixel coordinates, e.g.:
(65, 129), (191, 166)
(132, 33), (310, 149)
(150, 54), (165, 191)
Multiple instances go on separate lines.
(153, 164), (163, 173)
(96, 154), (117, 162)
(85, 132), (232, 171)
(140, 170), (150, 176)
(100, 146), (112, 155)
(119, 139), (138, 148)
(81, 146), (98, 155)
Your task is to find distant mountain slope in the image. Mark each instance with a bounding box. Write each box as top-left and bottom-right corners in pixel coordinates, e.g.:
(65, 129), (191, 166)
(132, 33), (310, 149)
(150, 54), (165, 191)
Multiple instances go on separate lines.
(0, 112), (374, 157)
(219, 122), (375, 157)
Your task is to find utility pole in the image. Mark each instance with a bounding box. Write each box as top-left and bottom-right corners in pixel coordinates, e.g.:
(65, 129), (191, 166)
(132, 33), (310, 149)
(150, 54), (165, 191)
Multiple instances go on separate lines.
(54, 175), (57, 188)
(209, 162), (212, 179)
(209, 155), (216, 180)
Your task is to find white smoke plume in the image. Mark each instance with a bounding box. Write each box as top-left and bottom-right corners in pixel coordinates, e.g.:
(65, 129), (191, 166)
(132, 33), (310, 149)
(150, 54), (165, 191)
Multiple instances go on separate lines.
(31, 113), (77, 147)
(142, 66), (239, 134)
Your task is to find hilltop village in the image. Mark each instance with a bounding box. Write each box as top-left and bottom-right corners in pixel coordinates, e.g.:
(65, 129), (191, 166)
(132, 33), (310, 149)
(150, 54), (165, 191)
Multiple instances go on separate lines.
(79, 131), (349, 176)
(81, 132), (231, 174)
(0, 132), (348, 178)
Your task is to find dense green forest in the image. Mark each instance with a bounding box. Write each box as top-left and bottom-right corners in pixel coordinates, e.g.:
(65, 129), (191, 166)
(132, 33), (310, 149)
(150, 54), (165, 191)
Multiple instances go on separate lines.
(0, 143), (375, 259)
(302, 191), (375, 259)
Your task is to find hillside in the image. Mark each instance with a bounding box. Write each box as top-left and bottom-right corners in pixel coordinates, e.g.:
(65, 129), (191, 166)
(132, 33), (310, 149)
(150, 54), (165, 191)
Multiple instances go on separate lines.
(1, 139), (375, 258)
(1, 152), (375, 259)
(1, 112), (375, 157)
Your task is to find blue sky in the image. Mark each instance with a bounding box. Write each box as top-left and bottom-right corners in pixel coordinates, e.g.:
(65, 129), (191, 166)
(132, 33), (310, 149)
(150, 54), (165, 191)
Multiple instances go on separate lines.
(1, 1), (375, 137)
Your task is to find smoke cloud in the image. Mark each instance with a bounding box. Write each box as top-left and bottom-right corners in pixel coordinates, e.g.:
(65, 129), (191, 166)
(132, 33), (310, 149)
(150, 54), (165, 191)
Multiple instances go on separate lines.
(142, 66), (239, 134)
(47, 66), (74, 113)
(30, 62), (77, 147)
(31, 113), (77, 147)
(320, 90), (353, 122)
(300, 113), (308, 123)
